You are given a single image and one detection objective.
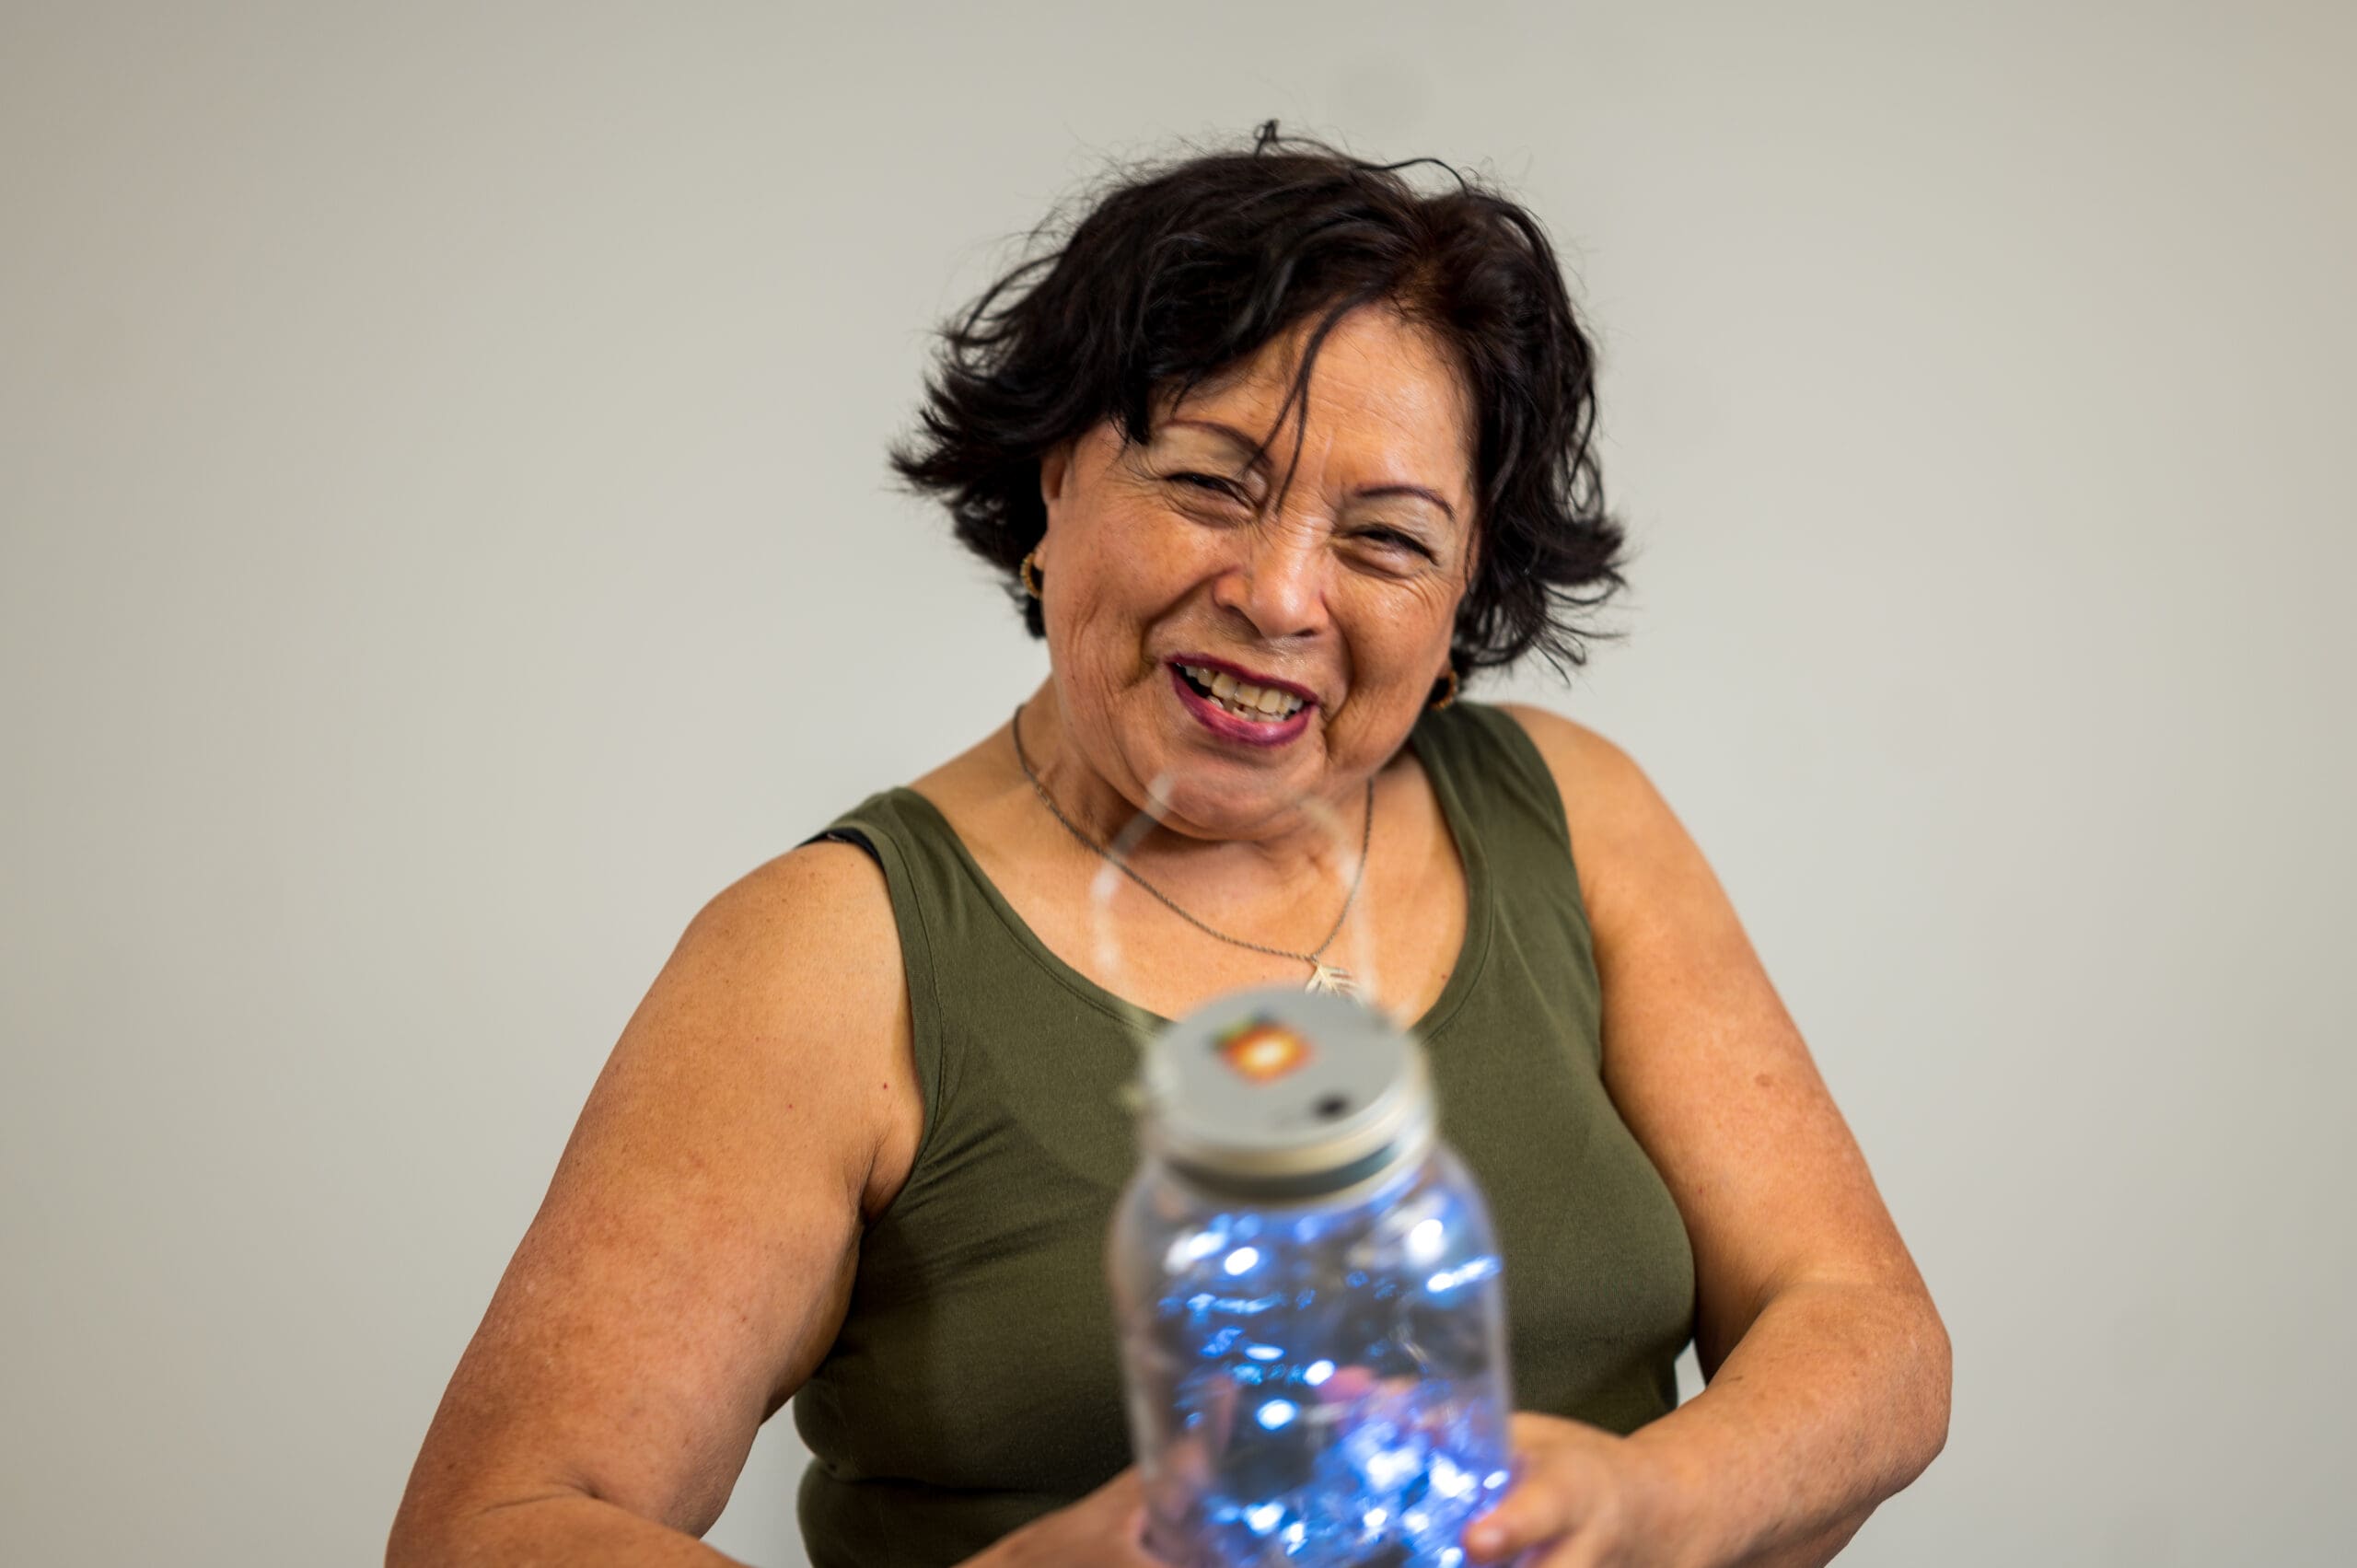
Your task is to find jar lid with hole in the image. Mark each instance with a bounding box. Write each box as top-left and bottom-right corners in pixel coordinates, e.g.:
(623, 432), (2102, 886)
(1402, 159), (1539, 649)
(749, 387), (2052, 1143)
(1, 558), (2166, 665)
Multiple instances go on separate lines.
(1134, 984), (1434, 1202)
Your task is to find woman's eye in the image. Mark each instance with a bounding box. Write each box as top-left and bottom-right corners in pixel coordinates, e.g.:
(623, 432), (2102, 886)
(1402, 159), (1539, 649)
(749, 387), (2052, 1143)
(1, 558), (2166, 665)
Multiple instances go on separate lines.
(1169, 472), (1243, 498)
(1358, 527), (1435, 562)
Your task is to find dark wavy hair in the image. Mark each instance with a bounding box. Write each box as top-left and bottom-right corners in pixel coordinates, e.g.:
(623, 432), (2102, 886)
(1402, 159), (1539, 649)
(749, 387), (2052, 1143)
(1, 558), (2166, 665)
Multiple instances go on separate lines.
(888, 121), (1631, 685)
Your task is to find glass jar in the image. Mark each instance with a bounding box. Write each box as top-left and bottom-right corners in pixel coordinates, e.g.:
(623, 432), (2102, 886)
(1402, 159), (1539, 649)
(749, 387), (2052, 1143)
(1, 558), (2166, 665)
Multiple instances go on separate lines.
(1109, 985), (1517, 1568)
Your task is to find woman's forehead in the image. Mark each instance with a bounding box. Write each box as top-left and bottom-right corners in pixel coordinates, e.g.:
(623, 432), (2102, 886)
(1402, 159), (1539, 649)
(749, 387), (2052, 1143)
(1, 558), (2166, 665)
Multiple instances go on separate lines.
(1144, 314), (1477, 502)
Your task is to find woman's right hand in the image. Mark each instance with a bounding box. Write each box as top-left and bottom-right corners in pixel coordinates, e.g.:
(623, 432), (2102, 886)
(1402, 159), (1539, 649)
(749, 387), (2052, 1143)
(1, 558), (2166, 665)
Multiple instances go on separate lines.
(970, 1467), (1171, 1568)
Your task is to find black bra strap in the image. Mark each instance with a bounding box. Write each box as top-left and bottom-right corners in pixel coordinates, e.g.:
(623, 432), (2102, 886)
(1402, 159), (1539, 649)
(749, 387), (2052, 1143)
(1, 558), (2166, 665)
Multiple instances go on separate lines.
(801, 825), (884, 867)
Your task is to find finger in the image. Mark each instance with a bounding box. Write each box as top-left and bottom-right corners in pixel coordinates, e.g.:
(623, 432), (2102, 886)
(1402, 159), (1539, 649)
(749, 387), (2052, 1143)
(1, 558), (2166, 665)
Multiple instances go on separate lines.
(1462, 1482), (1565, 1565)
(1115, 1500), (1160, 1563)
(1096, 1475), (1169, 1567)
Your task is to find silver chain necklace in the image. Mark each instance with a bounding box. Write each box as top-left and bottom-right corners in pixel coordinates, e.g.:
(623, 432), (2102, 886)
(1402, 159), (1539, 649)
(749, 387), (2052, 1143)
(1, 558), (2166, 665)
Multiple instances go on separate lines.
(1009, 703), (1373, 997)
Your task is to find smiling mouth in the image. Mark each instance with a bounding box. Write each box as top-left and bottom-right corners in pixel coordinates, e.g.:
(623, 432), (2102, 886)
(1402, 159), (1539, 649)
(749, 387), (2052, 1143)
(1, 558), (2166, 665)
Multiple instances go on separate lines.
(1172, 661), (1310, 724)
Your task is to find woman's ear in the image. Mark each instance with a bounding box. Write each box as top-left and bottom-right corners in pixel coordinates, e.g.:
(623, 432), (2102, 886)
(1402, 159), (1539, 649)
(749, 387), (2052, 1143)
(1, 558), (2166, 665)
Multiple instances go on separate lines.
(1039, 438), (1074, 508)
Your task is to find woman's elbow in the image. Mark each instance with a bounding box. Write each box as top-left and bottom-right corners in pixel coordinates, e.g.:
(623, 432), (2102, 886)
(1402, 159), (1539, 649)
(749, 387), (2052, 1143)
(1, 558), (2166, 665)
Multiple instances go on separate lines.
(1894, 1292), (1954, 1488)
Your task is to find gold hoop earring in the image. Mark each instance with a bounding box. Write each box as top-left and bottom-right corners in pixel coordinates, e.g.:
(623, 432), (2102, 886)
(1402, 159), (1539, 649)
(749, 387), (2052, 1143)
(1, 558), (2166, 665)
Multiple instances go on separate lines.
(1430, 665), (1460, 711)
(1019, 548), (1043, 599)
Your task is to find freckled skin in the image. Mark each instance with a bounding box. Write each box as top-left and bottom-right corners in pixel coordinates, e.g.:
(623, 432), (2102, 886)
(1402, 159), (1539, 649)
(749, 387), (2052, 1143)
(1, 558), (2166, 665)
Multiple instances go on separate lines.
(1025, 304), (1480, 868)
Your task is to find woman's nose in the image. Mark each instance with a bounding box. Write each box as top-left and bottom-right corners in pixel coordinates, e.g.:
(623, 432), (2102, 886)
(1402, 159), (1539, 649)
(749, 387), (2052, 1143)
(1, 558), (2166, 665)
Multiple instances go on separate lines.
(1211, 518), (1331, 643)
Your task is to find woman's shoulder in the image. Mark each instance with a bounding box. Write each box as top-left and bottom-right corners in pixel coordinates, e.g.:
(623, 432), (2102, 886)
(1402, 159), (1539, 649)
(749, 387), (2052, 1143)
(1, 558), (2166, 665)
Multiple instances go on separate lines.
(1418, 698), (1633, 845)
(722, 832), (900, 921)
(1486, 701), (1638, 804)
(691, 839), (909, 1063)
(689, 837), (924, 1219)
(1487, 701), (1722, 954)
(1488, 703), (1673, 830)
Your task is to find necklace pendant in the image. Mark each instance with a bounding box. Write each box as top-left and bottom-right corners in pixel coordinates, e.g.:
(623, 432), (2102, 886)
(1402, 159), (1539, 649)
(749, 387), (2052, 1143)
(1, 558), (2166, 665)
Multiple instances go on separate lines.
(1306, 960), (1360, 998)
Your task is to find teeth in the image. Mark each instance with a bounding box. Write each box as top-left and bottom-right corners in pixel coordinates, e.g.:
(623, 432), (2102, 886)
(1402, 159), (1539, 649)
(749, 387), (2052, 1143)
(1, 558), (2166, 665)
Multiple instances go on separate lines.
(1181, 663), (1306, 721)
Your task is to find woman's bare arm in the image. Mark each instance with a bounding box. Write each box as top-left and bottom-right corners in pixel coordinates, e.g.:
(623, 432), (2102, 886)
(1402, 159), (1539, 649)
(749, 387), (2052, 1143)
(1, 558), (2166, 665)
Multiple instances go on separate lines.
(386, 842), (915, 1566)
(1504, 704), (1951, 1568)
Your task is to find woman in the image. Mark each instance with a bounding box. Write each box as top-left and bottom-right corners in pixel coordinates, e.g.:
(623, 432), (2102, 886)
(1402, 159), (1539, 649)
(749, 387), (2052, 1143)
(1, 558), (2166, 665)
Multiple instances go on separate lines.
(389, 125), (1949, 1568)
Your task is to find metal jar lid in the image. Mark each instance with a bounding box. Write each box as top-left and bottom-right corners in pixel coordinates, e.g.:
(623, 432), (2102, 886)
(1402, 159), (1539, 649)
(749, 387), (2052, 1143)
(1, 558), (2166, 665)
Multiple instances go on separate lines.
(1137, 984), (1434, 1202)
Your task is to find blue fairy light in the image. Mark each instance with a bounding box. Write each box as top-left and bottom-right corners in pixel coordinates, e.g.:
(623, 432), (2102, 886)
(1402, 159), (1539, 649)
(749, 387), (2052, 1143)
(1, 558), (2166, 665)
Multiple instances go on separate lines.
(1109, 987), (1516, 1568)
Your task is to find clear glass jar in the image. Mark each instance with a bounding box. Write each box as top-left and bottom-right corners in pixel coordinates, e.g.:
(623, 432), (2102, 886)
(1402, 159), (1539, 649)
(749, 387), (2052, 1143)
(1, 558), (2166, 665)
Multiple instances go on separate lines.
(1109, 986), (1516, 1568)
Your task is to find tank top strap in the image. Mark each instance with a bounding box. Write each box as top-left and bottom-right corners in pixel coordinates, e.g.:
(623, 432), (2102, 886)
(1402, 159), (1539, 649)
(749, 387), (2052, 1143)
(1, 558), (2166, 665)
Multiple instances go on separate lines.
(796, 785), (1147, 1207)
(797, 789), (968, 1180)
(1408, 699), (1577, 867)
(1408, 699), (1603, 1069)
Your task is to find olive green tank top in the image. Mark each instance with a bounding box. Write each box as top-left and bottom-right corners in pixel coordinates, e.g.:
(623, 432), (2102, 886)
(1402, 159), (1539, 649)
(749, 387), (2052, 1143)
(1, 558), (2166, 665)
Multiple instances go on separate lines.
(789, 700), (1694, 1568)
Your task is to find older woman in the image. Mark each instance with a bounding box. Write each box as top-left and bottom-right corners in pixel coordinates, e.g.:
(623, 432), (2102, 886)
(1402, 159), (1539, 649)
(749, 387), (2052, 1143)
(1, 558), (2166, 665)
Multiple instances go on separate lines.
(389, 125), (1949, 1568)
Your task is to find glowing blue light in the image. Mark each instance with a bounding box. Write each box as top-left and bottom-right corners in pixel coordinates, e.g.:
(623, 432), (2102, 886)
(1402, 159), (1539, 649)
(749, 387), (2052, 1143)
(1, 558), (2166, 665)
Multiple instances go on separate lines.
(1425, 1256), (1502, 1294)
(1126, 1153), (1515, 1565)
(1167, 1231), (1226, 1272)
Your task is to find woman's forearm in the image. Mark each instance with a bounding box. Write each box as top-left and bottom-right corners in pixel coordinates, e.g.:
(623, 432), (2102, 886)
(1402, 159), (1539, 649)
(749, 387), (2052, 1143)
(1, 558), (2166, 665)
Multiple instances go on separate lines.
(1626, 1279), (1951, 1568)
(386, 1491), (753, 1568)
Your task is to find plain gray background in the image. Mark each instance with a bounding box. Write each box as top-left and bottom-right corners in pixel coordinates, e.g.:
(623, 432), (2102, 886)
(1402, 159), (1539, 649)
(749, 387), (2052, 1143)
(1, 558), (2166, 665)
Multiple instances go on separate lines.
(4, 2), (2351, 1563)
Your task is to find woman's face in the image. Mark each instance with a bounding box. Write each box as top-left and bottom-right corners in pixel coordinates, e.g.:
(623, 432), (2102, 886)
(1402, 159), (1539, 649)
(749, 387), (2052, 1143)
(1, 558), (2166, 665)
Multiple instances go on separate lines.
(1034, 304), (1480, 842)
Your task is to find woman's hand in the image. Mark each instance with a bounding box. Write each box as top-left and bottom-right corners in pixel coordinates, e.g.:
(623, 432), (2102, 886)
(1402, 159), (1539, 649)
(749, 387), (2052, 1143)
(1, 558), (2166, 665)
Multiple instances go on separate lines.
(1460, 1411), (1686, 1568)
(970, 1467), (1172, 1568)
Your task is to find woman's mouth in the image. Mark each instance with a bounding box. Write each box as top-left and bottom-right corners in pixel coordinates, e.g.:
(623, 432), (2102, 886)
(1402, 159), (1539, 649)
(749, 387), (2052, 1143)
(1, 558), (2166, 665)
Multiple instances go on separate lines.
(1167, 660), (1317, 747)
(1174, 661), (1308, 721)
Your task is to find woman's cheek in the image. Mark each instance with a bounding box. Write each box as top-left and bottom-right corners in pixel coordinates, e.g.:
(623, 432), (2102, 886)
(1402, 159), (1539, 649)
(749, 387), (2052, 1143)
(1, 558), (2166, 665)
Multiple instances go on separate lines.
(1344, 578), (1457, 672)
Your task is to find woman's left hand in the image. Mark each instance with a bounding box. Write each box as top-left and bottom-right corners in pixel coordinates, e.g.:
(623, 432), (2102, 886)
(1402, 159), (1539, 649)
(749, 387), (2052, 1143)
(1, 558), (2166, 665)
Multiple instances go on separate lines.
(1459, 1411), (1687, 1568)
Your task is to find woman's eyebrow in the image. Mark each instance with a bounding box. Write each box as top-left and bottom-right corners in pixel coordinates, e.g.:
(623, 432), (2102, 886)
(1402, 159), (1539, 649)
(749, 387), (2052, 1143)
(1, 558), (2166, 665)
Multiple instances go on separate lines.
(1161, 417), (1460, 522)
(1352, 483), (1457, 523)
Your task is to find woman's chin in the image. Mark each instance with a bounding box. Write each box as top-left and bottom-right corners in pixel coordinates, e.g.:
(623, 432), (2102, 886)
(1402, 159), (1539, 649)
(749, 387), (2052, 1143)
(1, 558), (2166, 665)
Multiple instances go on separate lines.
(1147, 777), (1333, 845)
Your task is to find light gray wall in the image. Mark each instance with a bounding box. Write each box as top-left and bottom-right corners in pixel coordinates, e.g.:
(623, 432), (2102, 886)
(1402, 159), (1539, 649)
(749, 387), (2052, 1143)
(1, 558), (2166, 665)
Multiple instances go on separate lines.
(4, 3), (2350, 1563)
